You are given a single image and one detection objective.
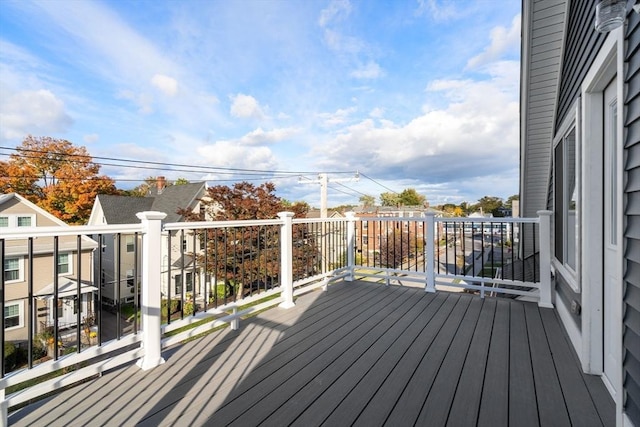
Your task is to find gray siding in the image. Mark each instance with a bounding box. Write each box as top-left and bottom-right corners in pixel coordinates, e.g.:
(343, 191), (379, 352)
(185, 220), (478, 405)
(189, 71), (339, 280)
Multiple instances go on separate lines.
(624, 7), (640, 426)
(521, 0), (567, 218)
(555, 1), (605, 131)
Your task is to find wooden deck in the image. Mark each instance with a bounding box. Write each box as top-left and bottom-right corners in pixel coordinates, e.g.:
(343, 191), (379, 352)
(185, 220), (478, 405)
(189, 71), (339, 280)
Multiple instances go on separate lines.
(8, 280), (614, 426)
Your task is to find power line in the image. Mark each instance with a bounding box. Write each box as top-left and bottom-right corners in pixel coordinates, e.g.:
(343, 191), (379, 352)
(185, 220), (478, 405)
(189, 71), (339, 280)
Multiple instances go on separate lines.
(0, 146), (351, 176)
(1, 146), (403, 197)
(359, 172), (399, 194)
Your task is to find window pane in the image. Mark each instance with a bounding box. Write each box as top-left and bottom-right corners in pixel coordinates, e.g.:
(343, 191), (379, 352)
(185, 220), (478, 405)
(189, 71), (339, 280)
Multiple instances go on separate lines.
(566, 128), (577, 270)
(554, 143), (564, 263)
(4, 258), (20, 281)
(17, 216), (31, 227)
(126, 235), (135, 253)
(0, 217), (8, 227)
(4, 304), (20, 328)
(58, 253), (69, 274)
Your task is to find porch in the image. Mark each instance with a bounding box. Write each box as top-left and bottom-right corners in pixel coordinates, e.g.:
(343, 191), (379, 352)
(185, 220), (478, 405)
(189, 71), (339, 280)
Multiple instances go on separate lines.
(8, 280), (614, 426)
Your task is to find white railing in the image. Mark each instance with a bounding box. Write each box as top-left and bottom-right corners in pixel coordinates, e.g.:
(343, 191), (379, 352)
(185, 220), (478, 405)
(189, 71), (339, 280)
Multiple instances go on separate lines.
(0, 210), (553, 423)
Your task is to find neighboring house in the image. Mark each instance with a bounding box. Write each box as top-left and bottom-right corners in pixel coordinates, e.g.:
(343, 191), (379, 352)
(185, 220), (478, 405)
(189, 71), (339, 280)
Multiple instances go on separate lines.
(1, 193), (98, 343)
(520, 2), (639, 425)
(353, 206), (438, 256)
(87, 177), (207, 304)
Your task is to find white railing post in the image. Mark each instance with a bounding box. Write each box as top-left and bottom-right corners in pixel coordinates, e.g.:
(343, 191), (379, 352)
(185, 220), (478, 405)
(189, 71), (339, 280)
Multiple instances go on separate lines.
(537, 210), (554, 308)
(425, 213), (436, 293)
(136, 211), (167, 370)
(278, 212), (295, 309)
(345, 212), (356, 281)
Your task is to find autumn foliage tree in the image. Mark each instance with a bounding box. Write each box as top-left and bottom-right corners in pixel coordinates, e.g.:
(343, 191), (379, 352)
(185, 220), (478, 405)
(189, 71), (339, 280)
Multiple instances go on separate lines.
(180, 182), (316, 300)
(0, 136), (117, 224)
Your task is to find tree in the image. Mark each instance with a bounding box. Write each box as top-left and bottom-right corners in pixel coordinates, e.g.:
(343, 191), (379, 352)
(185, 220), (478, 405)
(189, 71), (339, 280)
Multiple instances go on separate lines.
(505, 194), (519, 209)
(398, 188), (426, 206)
(0, 136), (117, 224)
(174, 178), (190, 185)
(180, 182), (317, 299)
(473, 196), (504, 217)
(359, 195), (375, 207)
(380, 192), (400, 207)
(378, 230), (416, 269)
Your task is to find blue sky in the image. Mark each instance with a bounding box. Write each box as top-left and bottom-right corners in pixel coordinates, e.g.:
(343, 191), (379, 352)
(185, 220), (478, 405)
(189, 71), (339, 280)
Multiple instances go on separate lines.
(0, 0), (521, 208)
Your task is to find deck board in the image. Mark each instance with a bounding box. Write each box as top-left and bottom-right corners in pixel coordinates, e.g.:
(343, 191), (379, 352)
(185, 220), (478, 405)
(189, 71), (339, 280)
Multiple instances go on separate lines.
(477, 298), (510, 427)
(509, 302), (540, 427)
(446, 297), (496, 426)
(524, 302), (571, 426)
(7, 280), (615, 427)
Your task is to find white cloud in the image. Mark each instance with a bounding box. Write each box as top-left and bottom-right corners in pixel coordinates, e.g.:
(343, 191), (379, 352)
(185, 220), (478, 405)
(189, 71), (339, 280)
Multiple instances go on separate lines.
(230, 94), (265, 120)
(467, 14), (521, 69)
(313, 73), (519, 188)
(350, 61), (384, 79)
(318, 0), (352, 28)
(117, 90), (154, 114)
(151, 74), (178, 96)
(317, 106), (357, 127)
(369, 107), (384, 118)
(196, 140), (278, 170)
(0, 90), (73, 140)
(83, 133), (99, 143)
(237, 127), (300, 145)
(415, 0), (458, 21)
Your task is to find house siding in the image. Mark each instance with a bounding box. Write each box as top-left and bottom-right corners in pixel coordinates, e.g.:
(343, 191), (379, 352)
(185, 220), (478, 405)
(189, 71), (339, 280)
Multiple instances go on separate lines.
(520, 0), (567, 218)
(555, 1), (605, 131)
(624, 7), (640, 426)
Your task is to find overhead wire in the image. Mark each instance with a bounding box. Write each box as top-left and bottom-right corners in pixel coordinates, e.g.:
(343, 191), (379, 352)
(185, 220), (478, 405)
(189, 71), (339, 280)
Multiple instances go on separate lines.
(1, 146), (401, 198)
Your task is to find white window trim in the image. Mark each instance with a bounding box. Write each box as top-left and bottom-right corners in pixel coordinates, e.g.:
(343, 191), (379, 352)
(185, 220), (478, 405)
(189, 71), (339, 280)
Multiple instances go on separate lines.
(4, 256), (24, 283)
(0, 214), (36, 228)
(552, 100), (581, 293)
(4, 300), (24, 330)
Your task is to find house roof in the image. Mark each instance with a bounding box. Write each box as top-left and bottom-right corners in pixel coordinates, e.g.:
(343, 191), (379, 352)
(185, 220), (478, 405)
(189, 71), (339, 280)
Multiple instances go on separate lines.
(150, 182), (206, 223)
(95, 195), (154, 224)
(94, 182), (206, 225)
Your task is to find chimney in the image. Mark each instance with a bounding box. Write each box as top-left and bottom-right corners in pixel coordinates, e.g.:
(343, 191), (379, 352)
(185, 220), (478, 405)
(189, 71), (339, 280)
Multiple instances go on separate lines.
(157, 176), (166, 194)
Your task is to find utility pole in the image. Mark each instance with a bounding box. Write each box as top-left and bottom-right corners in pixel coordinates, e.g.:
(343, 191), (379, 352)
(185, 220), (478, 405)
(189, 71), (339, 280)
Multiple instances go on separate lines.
(299, 172), (359, 218)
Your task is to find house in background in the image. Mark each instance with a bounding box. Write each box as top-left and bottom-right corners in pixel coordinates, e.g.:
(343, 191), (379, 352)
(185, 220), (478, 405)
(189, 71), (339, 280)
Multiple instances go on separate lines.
(1, 193), (97, 344)
(87, 177), (207, 305)
(520, 1), (639, 425)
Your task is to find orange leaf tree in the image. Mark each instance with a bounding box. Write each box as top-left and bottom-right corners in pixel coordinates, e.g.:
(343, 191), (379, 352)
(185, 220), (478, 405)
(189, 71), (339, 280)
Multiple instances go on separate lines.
(0, 135), (117, 224)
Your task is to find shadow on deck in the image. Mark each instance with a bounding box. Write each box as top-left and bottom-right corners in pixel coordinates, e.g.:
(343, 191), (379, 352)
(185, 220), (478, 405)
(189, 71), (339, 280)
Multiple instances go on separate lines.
(8, 280), (614, 426)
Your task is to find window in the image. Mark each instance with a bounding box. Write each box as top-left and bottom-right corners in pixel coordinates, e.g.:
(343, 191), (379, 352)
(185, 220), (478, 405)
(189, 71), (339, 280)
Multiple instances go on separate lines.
(186, 272), (193, 293)
(125, 235), (135, 253)
(4, 257), (22, 282)
(182, 238), (188, 252)
(4, 302), (22, 329)
(175, 272), (193, 294)
(175, 275), (183, 295)
(17, 216), (31, 227)
(57, 253), (70, 275)
(554, 127), (577, 271)
(0, 214), (35, 227)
